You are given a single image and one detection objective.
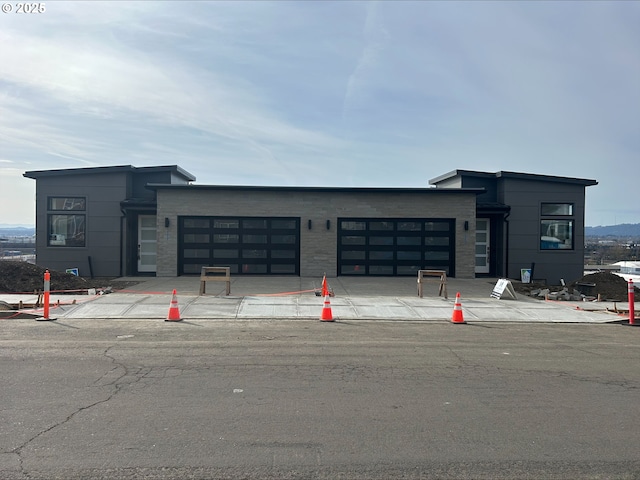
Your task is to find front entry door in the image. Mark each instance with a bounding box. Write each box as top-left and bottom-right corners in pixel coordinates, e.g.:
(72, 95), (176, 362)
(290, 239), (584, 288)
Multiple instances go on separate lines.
(138, 215), (157, 273)
(475, 218), (490, 274)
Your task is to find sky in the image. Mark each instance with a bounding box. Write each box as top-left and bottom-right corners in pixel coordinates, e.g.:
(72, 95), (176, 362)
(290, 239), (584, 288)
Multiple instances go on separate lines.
(1, 1), (638, 228)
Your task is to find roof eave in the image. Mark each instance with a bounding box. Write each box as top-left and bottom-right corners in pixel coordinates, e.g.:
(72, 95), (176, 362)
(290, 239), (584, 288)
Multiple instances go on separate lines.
(146, 183), (486, 195)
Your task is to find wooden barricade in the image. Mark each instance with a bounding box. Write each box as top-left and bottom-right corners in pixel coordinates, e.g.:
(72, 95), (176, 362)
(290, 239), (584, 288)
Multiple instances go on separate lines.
(417, 270), (448, 299)
(199, 267), (231, 296)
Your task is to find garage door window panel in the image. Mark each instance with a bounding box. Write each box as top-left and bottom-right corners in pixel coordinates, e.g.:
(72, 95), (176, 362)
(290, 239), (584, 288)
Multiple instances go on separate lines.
(271, 264), (296, 274)
(214, 219), (239, 228)
(272, 235), (296, 244)
(397, 265), (421, 275)
(184, 248), (209, 259)
(341, 265), (365, 275)
(185, 219), (210, 228)
(398, 222), (422, 231)
(342, 250), (366, 260)
(370, 236), (394, 246)
(398, 251), (421, 260)
(213, 249), (239, 258)
(369, 265), (394, 275)
(370, 251), (394, 260)
(397, 236), (421, 246)
(272, 250), (296, 259)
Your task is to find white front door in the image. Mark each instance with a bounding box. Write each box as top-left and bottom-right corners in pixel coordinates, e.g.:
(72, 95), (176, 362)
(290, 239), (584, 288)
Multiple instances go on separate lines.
(138, 215), (157, 273)
(475, 218), (490, 274)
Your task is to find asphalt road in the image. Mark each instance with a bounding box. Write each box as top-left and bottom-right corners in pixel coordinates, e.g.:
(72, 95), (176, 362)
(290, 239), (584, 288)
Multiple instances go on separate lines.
(1, 318), (640, 479)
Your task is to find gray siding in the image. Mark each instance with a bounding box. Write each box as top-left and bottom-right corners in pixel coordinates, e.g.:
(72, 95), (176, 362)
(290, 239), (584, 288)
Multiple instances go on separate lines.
(500, 178), (587, 284)
(33, 172), (127, 277)
(156, 189), (477, 278)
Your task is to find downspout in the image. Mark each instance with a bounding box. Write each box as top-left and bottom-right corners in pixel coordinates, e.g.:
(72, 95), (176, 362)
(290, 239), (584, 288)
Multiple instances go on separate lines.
(120, 208), (127, 277)
(503, 210), (511, 278)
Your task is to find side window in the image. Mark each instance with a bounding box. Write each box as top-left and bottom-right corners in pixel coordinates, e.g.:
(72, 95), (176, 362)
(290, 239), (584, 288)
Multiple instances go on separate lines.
(540, 203), (573, 250)
(47, 197), (86, 247)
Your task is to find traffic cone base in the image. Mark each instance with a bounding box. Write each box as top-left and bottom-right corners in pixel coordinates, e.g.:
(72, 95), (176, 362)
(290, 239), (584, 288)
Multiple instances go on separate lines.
(451, 292), (466, 324)
(166, 289), (182, 322)
(320, 294), (334, 322)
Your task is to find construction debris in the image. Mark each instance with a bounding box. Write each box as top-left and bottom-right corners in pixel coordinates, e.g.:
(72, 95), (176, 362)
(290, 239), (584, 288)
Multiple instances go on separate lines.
(516, 271), (637, 302)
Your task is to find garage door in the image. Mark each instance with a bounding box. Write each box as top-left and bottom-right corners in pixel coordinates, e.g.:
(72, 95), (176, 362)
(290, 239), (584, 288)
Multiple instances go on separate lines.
(338, 218), (455, 276)
(179, 217), (300, 275)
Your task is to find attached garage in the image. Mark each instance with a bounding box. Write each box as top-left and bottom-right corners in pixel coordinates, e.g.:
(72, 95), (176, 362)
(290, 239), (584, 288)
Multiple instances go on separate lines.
(338, 218), (455, 276)
(179, 216), (300, 275)
(155, 184), (480, 278)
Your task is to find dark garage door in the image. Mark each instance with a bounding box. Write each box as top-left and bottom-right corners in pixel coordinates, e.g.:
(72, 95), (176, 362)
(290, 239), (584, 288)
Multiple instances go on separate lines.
(179, 217), (300, 275)
(338, 218), (455, 276)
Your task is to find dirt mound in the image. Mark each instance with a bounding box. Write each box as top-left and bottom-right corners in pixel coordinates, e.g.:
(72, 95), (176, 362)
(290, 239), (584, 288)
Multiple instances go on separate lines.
(0, 260), (138, 294)
(514, 271), (636, 301)
(569, 272), (633, 300)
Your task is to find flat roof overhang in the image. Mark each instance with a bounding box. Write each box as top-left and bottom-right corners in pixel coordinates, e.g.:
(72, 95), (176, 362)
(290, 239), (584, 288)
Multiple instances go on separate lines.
(430, 169), (598, 187)
(146, 183), (486, 195)
(24, 165), (196, 182)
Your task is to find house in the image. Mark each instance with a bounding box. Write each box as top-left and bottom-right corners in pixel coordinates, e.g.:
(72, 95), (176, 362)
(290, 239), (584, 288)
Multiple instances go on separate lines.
(24, 165), (597, 284)
(23, 165), (194, 277)
(429, 170), (597, 283)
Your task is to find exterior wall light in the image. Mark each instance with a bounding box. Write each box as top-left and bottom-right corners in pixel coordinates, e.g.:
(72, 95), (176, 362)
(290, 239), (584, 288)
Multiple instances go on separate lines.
(326, 220), (331, 230)
(308, 219), (312, 230)
(165, 217), (170, 228)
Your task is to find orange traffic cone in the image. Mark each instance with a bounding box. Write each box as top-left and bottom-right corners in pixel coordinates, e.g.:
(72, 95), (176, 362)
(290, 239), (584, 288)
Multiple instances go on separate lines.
(451, 292), (466, 324)
(322, 275), (329, 297)
(165, 289), (182, 322)
(320, 294), (334, 322)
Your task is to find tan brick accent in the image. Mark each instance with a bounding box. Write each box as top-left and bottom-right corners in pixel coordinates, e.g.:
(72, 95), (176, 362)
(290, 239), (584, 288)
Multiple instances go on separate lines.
(156, 189), (476, 278)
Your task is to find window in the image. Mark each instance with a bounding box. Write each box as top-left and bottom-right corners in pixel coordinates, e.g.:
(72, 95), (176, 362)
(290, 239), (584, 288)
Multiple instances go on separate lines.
(540, 203), (574, 250)
(48, 197), (86, 247)
(541, 220), (573, 250)
(48, 197), (85, 210)
(541, 203), (573, 216)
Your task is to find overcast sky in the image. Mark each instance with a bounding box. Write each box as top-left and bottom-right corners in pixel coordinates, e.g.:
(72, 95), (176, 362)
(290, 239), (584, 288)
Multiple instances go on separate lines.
(1, 1), (638, 227)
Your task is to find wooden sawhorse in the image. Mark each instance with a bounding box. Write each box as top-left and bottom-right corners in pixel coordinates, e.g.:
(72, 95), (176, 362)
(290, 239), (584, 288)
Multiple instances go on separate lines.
(417, 270), (448, 299)
(199, 267), (231, 296)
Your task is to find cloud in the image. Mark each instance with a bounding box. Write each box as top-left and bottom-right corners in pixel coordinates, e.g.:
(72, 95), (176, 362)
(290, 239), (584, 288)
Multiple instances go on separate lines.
(0, 6), (344, 180)
(341, 1), (390, 125)
(0, 1), (638, 226)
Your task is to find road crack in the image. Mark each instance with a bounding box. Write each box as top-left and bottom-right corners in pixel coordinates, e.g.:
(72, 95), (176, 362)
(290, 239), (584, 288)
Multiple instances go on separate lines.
(10, 345), (147, 478)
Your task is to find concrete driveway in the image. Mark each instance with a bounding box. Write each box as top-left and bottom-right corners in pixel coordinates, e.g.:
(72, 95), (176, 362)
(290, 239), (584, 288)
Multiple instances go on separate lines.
(1, 276), (631, 323)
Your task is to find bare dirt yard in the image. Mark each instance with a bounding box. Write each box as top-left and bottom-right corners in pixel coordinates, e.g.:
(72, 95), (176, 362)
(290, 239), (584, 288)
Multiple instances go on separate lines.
(0, 260), (139, 294)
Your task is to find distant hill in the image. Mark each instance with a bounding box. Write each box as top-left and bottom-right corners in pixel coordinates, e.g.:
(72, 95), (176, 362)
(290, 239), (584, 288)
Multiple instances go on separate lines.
(586, 223), (640, 237)
(0, 226), (35, 237)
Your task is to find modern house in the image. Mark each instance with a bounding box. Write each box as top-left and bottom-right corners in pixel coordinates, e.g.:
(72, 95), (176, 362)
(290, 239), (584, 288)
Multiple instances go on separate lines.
(429, 170), (597, 283)
(24, 165), (597, 284)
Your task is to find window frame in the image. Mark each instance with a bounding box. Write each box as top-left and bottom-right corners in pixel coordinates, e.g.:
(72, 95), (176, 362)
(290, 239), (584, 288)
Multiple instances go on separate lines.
(540, 203), (574, 251)
(47, 196), (87, 247)
(541, 203), (573, 216)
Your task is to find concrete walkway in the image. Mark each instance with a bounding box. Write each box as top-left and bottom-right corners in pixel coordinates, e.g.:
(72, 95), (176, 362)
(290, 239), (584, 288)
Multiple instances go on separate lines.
(1, 276), (632, 323)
